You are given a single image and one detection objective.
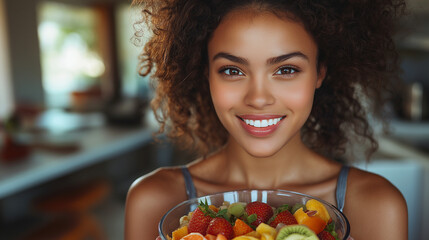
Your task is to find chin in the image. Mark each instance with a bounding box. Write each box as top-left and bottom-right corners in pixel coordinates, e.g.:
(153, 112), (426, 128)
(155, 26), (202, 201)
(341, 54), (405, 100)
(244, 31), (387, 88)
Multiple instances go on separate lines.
(243, 144), (282, 158)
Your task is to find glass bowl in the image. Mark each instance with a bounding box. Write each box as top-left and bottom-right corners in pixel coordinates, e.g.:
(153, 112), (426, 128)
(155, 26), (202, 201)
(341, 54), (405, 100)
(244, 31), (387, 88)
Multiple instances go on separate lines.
(159, 189), (350, 240)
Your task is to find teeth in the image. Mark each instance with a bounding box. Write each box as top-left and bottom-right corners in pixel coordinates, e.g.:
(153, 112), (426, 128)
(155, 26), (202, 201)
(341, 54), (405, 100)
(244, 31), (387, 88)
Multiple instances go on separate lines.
(243, 117), (283, 128)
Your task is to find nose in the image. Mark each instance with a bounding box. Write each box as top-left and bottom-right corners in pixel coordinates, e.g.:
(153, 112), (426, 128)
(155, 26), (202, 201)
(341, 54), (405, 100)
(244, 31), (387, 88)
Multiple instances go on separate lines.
(244, 76), (275, 109)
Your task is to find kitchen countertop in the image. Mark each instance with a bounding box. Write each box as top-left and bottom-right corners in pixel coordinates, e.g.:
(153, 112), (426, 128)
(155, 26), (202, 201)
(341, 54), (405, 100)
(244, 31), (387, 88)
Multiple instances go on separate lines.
(1, 111), (427, 200)
(0, 110), (155, 199)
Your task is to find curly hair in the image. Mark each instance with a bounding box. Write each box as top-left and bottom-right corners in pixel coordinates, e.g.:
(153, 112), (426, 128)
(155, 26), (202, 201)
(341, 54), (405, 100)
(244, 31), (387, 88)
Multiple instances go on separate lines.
(133, 0), (406, 160)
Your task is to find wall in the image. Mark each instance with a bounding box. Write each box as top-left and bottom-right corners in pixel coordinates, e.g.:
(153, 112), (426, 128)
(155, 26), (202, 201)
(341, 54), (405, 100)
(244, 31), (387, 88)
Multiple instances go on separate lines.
(408, 0), (429, 13)
(0, 0), (14, 119)
(3, 0), (45, 106)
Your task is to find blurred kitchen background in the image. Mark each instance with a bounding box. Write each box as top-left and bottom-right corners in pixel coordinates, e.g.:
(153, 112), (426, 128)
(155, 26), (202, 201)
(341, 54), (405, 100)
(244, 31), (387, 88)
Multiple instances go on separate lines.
(0, 0), (428, 239)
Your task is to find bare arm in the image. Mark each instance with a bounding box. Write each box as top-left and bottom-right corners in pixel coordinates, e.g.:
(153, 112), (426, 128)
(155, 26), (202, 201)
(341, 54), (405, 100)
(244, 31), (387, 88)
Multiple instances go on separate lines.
(124, 168), (188, 240)
(345, 169), (408, 240)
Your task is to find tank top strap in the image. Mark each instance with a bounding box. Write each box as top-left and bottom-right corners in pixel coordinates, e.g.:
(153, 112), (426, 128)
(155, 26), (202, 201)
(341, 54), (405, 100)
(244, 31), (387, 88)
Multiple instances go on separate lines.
(181, 166), (197, 200)
(335, 165), (350, 212)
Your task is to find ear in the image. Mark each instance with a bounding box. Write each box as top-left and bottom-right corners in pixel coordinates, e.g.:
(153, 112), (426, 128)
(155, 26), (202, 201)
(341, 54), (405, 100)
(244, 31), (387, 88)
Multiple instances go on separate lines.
(316, 63), (327, 89)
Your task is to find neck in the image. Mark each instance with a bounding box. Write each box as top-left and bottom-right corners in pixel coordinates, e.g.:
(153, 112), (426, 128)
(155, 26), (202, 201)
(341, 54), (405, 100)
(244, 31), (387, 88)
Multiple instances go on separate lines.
(221, 133), (317, 189)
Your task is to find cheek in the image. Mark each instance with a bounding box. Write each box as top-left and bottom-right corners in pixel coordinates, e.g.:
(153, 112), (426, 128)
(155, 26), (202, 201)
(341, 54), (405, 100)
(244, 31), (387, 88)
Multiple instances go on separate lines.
(276, 81), (316, 112)
(209, 78), (241, 113)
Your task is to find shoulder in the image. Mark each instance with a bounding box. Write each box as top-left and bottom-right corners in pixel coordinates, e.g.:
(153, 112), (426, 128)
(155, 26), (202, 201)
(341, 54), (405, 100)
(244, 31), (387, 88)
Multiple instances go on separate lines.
(125, 166), (188, 239)
(128, 166), (186, 200)
(347, 167), (405, 207)
(345, 167), (408, 239)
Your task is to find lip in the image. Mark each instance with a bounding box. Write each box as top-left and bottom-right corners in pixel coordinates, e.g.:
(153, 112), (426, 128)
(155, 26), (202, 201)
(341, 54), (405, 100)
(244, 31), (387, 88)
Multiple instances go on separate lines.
(238, 114), (284, 120)
(237, 114), (285, 137)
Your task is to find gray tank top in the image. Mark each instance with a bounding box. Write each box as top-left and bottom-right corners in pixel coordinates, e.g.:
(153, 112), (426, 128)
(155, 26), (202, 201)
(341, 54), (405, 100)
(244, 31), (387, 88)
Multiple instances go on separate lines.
(181, 165), (350, 212)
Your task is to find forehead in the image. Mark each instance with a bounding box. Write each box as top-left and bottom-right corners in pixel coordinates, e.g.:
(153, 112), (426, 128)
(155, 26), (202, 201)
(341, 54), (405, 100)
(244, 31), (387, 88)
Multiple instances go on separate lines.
(208, 10), (318, 63)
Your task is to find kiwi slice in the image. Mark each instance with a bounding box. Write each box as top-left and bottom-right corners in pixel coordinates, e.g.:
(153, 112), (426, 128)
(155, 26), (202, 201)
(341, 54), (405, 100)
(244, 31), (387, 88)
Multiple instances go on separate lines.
(276, 225), (318, 240)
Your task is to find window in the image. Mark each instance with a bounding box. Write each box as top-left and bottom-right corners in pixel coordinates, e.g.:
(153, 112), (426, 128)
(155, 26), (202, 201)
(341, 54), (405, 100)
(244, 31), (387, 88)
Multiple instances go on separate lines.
(37, 2), (105, 109)
(116, 4), (151, 100)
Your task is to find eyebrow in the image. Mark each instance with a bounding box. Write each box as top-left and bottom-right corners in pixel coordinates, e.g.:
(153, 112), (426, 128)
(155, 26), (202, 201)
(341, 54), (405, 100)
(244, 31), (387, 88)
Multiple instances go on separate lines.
(267, 52), (309, 65)
(212, 51), (309, 66)
(212, 52), (248, 65)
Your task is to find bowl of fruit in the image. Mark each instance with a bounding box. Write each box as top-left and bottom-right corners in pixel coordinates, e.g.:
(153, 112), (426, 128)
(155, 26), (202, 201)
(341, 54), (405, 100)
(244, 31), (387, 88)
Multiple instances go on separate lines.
(159, 189), (350, 240)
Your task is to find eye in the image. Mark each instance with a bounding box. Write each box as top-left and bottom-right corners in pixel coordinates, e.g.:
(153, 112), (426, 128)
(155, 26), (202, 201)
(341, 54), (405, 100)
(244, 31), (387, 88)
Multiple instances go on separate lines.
(219, 66), (245, 76)
(274, 66), (299, 75)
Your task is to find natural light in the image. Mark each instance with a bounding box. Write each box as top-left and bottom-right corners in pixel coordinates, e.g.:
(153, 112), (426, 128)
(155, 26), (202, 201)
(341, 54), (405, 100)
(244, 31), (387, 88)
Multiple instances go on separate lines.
(37, 2), (104, 108)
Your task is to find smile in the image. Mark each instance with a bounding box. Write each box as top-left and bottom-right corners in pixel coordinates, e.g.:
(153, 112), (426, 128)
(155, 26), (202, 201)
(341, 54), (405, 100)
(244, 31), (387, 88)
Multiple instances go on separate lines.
(242, 117), (283, 128)
(237, 115), (286, 137)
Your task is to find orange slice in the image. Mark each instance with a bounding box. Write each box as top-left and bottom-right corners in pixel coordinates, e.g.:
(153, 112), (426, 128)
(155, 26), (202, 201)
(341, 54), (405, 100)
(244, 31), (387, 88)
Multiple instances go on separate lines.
(172, 225), (189, 240)
(293, 207), (327, 234)
(180, 232), (208, 240)
(209, 205), (219, 213)
(305, 199), (331, 223)
(233, 219), (253, 236)
(205, 234), (217, 240)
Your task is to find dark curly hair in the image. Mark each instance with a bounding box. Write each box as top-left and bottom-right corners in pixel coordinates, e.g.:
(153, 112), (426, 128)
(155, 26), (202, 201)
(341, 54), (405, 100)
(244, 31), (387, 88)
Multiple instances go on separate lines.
(133, 0), (406, 160)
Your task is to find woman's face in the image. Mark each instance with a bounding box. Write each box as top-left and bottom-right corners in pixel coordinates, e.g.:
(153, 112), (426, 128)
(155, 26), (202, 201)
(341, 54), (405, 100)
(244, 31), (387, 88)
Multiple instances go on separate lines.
(207, 10), (325, 157)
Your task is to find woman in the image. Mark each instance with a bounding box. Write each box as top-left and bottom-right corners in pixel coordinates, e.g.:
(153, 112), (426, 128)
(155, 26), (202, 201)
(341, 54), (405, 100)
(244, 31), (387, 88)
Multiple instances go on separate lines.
(125, 1), (408, 239)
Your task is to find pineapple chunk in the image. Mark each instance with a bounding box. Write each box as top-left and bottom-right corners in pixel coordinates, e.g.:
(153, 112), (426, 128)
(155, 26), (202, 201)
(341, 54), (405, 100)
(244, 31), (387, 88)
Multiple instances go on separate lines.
(256, 223), (276, 236)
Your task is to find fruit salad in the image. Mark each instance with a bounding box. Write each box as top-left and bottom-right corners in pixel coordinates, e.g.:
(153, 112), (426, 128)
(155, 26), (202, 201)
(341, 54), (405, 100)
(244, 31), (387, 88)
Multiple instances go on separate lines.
(167, 199), (340, 240)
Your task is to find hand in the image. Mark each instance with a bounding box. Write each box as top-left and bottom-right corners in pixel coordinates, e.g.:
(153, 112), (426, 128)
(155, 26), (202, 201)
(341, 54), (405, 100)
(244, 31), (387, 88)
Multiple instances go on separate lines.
(156, 237), (162, 240)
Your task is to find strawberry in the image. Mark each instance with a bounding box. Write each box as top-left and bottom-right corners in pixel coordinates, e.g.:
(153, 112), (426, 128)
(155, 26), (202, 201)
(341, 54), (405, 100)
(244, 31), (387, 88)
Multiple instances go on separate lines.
(206, 217), (234, 240)
(188, 207), (213, 235)
(269, 209), (298, 227)
(245, 201), (274, 227)
(317, 230), (336, 240)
